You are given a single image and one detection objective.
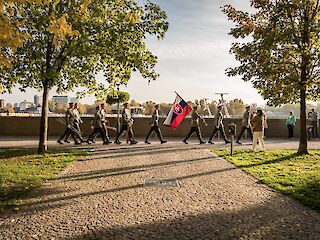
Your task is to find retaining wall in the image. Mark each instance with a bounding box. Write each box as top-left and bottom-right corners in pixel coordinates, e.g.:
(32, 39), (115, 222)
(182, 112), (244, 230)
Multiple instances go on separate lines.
(0, 116), (314, 138)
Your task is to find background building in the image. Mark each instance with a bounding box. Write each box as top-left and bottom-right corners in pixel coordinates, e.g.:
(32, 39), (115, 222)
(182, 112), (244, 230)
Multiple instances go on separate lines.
(70, 97), (79, 103)
(52, 96), (69, 104)
(34, 95), (42, 106)
(19, 100), (34, 111)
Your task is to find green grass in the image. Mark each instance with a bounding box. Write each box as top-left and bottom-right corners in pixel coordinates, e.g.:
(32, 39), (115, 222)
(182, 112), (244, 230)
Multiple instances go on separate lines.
(0, 148), (87, 210)
(214, 150), (320, 211)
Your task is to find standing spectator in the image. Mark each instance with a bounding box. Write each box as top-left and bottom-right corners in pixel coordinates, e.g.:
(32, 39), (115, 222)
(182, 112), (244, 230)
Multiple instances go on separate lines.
(251, 109), (265, 151)
(309, 108), (318, 138)
(236, 105), (253, 144)
(286, 111), (297, 138)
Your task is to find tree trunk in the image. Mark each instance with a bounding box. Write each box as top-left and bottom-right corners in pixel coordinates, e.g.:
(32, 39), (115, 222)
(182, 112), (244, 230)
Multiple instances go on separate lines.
(38, 84), (50, 154)
(297, 86), (308, 155)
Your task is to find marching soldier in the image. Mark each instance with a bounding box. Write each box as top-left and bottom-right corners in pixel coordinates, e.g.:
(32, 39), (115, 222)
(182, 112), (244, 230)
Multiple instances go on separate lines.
(310, 108), (318, 138)
(57, 103), (83, 145)
(64, 103), (84, 143)
(114, 103), (138, 145)
(100, 103), (112, 144)
(145, 104), (167, 144)
(236, 105), (253, 144)
(86, 105), (110, 144)
(208, 105), (231, 144)
(183, 105), (207, 144)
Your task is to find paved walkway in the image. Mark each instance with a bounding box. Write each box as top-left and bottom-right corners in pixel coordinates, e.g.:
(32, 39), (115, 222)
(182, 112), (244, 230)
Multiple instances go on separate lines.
(0, 136), (319, 149)
(0, 143), (319, 239)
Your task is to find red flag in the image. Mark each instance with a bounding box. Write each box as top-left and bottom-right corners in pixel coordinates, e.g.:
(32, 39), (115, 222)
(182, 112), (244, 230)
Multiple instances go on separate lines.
(164, 93), (192, 130)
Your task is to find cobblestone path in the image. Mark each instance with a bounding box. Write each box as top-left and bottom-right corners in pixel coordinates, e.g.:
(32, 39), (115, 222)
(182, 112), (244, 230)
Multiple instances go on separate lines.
(1, 144), (319, 240)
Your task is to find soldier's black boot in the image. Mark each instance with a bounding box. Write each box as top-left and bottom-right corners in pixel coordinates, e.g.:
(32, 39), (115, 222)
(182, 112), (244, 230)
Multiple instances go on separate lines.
(57, 139), (63, 144)
(145, 140), (151, 144)
(161, 140), (167, 144)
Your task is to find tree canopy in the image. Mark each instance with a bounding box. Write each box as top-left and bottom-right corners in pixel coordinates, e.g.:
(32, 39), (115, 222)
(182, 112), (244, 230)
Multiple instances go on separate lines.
(1, 0), (168, 153)
(223, 0), (320, 154)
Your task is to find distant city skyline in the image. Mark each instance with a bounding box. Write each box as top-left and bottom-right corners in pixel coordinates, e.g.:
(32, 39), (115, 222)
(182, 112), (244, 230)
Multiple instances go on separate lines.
(2, 0), (266, 106)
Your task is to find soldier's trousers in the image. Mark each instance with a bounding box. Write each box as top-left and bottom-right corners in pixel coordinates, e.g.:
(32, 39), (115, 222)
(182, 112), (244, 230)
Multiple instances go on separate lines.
(59, 127), (82, 143)
(115, 125), (134, 141)
(145, 126), (164, 142)
(311, 121), (318, 138)
(87, 127), (108, 143)
(209, 126), (228, 142)
(64, 123), (83, 142)
(236, 127), (253, 142)
(184, 127), (203, 142)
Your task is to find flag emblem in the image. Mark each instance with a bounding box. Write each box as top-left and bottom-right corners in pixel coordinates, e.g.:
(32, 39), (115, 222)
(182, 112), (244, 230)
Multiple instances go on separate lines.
(173, 104), (183, 114)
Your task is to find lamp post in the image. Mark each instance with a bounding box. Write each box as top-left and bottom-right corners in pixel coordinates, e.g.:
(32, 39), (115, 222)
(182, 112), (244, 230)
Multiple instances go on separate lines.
(116, 83), (120, 137)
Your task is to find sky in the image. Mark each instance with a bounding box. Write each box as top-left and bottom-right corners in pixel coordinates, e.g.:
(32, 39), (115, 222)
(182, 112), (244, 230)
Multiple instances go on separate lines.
(1, 0), (267, 106)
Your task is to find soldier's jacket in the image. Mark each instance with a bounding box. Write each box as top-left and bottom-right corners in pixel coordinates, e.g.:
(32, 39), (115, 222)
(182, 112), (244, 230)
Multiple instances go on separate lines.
(310, 112), (318, 122)
(191, 110), (204, 127)
(151, 110), (160, 127)
(73, 109), (82, 124)
(122, 108), (133, 126)
(241, 110), (251, 128)
(213, 111), (224, 128)
(100, 109), (107, 124)
(65, 108), (75, 127)
(93, 110), (104, 128)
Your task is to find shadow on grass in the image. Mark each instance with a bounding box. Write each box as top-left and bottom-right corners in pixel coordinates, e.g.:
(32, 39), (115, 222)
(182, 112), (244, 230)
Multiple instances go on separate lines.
(0, 148), (86, 211)
(0, 148), (37, 159)
(282, 179), (320, 212)
(241, 153), (298, 169)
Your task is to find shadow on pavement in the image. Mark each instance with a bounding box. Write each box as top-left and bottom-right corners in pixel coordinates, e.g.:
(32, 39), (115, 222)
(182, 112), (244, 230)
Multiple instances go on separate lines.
(59, 155), (220, 181)
(63, 196), (320, 240)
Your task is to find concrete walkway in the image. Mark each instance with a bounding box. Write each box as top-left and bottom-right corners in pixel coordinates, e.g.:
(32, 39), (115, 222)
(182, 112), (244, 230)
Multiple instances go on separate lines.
(0, 136), (319, 149)
(0, 143), (319, 240)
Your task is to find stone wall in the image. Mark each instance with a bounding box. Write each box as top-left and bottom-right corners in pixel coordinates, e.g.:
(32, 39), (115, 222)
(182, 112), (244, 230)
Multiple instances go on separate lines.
(0, 116), (313, 138)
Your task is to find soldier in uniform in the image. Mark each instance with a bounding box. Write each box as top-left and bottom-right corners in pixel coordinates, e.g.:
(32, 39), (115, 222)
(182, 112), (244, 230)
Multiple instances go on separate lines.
(183, 105), (207, 144)
(57, 103), (83, 145)
(145, 104), (167, 144)
(64, 102), (83, 143)
(310, 108), (318, 138)
(114, 103), (138, 145)
(208, 105), (231, 144)
(100, 103), (111, 144)
(86, 105), (110, 144)
(236, 105), (253, 144)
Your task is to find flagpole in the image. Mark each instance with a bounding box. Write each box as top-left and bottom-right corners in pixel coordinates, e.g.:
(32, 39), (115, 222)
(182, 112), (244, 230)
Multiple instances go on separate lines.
(174, 91), (184, 100)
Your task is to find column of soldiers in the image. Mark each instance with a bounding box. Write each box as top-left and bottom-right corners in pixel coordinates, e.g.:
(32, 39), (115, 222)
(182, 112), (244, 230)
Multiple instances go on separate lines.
(58, 102), (260, 145)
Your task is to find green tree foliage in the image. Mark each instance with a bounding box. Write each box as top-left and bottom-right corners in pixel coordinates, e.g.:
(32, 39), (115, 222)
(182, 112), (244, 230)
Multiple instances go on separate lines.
(223, 0), (320, 154)
(227, 99), (246, 116)
(105, 91), (130, 105)
(2, 0), (168, 153)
